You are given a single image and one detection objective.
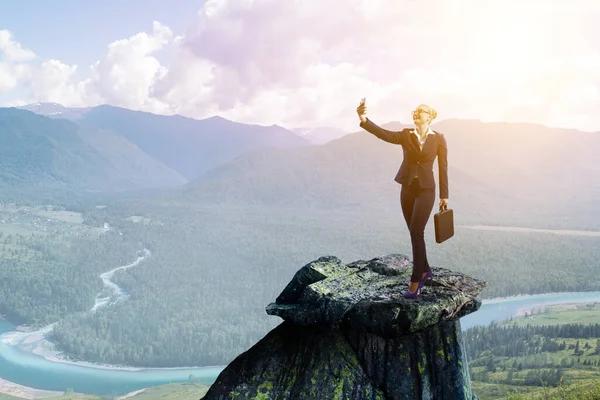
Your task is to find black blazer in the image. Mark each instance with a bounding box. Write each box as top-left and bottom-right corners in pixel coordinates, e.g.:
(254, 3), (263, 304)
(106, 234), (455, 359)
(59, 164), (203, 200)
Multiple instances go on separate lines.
(360, 118), (449, 199)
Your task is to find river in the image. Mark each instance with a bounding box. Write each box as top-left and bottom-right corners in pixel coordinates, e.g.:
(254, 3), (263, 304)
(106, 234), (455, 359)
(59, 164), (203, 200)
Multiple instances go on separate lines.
(0, 247), (226, 397)
(3, 290), (600, 397)
(1, 224), (599, 397)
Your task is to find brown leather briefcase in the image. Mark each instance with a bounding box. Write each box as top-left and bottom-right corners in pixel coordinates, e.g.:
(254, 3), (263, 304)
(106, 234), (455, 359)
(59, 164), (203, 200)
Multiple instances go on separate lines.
(434, 205), (454, 243)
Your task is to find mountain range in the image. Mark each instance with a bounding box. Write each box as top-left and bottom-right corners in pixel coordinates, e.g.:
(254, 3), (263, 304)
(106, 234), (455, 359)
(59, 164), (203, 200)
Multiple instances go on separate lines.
(18, 103), (314, 179)
(20, 103), (351, 146)
(0, 108), (184, 193)
(291, 126), (349, 144)
(3, 104), (312, 194)
(12, 102), (600, 229)
(19, 102), (92, 120)
(181, 118), (600, 229)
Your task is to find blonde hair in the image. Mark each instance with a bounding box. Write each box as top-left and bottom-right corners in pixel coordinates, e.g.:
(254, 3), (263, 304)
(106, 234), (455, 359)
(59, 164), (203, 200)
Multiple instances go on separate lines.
(414, 104), (437, 120)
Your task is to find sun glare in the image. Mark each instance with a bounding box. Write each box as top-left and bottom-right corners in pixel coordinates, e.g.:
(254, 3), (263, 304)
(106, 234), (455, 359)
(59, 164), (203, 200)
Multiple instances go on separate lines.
(442, 0), (578, 115)
(468, 3), (552, 71)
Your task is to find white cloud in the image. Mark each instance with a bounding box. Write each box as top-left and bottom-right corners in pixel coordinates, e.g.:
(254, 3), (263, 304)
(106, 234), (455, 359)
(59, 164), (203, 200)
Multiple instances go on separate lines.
(0, 30), (36, 62)
(0, 62), (26, 92)
(2, 0), (600, 132)
(1, 22), (174, 112)
(166, 0), (600, 131)
(81, 21), (174, 111)
(28, 60), (83, 105)
(0, 30), (34, 93)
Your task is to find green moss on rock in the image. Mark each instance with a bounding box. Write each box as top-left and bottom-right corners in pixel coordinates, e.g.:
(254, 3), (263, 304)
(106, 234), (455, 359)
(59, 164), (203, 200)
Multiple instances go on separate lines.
(202, 254), (485, 400)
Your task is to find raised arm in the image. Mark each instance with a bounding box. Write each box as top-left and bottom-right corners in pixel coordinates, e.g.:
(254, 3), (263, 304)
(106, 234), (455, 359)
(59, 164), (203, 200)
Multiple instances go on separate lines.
(359, 118), (405, 145)
(437, 133), (449, 199)
(356, 99), (404, 145)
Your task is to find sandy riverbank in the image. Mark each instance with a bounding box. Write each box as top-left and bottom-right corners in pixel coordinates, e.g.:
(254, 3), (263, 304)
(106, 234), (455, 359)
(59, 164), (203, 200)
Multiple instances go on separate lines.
(1, 329), (126, 372)
(116, 388), (147, 399)
(0, 377), (149, 400)
(15, 334), (219, 371)
(2, 327), (148, 372)
(1, 323), (223, 372)
(0, 378), (63, 399)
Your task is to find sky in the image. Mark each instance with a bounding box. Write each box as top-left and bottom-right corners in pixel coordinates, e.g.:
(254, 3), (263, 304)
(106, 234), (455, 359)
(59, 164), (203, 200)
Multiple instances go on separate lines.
(1, 0), (600, 132)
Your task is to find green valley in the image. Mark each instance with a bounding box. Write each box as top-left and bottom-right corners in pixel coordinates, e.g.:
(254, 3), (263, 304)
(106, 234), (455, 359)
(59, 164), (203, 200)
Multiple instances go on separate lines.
(466, 303), (600, 399)
(29, 200), (600, 368)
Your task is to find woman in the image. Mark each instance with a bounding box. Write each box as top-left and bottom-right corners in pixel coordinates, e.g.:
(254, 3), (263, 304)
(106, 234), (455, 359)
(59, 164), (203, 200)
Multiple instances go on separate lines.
(356, 100), (449, 299)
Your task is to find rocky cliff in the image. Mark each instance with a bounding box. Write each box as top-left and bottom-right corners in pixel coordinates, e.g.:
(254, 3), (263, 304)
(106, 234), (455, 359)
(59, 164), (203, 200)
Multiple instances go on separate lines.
(202, 254), (486, 400)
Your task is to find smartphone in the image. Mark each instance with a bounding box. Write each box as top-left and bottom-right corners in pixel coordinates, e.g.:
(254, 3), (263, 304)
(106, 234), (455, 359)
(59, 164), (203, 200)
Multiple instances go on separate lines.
(360, 97), (366, 104)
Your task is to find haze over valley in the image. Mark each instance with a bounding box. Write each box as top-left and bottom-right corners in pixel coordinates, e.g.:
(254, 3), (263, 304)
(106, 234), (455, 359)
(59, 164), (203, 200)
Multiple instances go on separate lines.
(2, 1), (600, 398)
(0, 104), (598, 372)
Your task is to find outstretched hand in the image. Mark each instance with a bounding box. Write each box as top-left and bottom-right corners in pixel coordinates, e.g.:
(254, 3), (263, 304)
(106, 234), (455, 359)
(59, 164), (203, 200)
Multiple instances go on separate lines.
(356, 99), (367, 123)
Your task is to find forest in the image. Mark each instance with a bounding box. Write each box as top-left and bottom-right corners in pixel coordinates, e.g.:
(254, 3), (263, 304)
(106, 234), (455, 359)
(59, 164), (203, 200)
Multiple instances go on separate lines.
(466, 321), (600, 389)
(0, 228), (140, 326)
(1, 197), (599, 368)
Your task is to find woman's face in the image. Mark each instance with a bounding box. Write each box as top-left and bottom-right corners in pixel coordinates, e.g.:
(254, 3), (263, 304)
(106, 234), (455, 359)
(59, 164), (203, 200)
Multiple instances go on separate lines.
(412, 108), (431, 124)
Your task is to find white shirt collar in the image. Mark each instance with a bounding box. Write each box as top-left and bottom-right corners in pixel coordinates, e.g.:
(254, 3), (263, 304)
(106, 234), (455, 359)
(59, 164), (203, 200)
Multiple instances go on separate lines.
(411, 127), (435, 136)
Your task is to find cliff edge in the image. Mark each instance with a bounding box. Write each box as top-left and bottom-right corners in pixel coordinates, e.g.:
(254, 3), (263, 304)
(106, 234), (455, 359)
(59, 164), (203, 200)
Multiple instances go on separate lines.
(202, 253), (486, 400)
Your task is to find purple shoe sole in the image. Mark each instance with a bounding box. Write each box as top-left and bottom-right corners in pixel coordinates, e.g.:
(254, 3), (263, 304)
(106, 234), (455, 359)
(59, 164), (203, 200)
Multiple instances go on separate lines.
(404, 280), (422, 299)
(403, 289), (420, 299)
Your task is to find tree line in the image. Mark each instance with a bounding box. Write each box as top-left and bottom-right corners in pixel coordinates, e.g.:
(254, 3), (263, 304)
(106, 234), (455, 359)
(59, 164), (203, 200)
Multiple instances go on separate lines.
(2, 195), (600, 368)
(465, 322), (600, 389)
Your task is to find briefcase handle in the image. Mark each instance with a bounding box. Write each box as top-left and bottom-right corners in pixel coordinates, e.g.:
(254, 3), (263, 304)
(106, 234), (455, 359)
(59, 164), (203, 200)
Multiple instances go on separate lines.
(439, 204), (448, 212)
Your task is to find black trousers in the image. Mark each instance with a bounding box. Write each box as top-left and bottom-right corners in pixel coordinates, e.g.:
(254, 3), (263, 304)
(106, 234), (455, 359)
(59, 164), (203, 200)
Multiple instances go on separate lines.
(400, 177), (435, 282)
